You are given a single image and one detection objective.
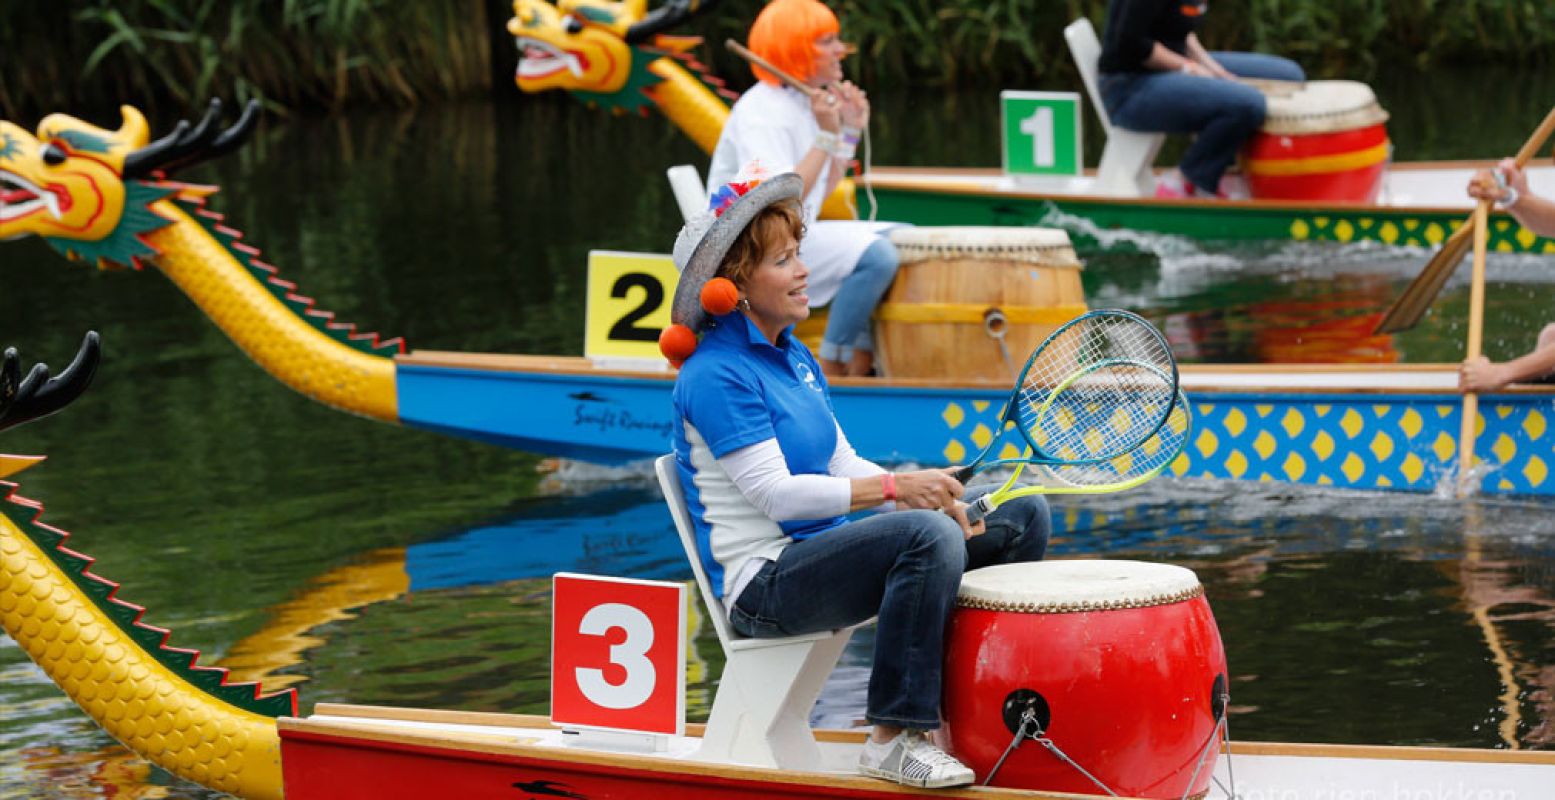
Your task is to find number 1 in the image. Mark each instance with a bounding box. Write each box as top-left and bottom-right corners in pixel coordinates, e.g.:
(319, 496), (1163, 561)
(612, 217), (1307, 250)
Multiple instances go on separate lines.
(1021, 106), (1055, 168)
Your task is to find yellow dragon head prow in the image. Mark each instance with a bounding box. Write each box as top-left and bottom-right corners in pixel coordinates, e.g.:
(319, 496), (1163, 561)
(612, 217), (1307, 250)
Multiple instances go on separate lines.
(0, 99), (258, 270)
(509, 0), (729, 112)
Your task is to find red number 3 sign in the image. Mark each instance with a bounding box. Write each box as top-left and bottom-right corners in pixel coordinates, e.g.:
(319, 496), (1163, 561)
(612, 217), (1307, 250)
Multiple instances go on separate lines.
(551, 573), (687, 736)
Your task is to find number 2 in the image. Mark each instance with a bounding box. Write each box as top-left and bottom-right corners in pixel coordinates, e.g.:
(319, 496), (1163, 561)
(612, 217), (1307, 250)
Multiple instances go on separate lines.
(608, 273), (664, 342)
(575, 602), (656, 709)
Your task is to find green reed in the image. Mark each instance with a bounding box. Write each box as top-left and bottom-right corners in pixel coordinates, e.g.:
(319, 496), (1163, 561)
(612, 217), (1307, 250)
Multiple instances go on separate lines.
(0, 0), (495, 120)
(5, 0), (1554, 120)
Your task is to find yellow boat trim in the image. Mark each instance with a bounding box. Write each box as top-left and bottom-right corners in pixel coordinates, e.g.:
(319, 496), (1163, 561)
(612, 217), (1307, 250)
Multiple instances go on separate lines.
(1247, 141), (1391, 177)
(875, 303), (1088, 325)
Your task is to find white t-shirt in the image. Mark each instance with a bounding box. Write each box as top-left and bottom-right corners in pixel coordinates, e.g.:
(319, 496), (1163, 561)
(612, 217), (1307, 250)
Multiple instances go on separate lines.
(705, 81), (895, 307)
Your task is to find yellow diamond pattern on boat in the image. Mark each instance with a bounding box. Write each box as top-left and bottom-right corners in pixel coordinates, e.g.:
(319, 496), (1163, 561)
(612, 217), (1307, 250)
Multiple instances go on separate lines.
(971, 423), (993, 449)
(1425, 222), (1445, 245)
(1196, 429), (1219, 458)
(1370, 432), (1394, 462)
(1340, 409), (1363, 439)
(1525, 410), (1547, 440)
(1315, 404), (1332, 418)
(1400, 409), (1423, 439)
(1312, 430), (1336, 462)
(1171, 452), (1190, 475)
(1401, 453), (1425, 484)
(1433, 432), (1455, 463)
(1335, 220), (1354, 241)
(1525, 456), (1548, 487)
(1000, 443), (1022, 460)
(1255, 404), (1273, 418)
(1290, 219), (1310, 239)
(1254, 431), (1276, 460)
(1436, 405), (1453, 419)
(1225, 408), (1246, 437)
(1496, 404), (1514, 420)
(1518, 227), (1537, 249)
(973, 401), (989, 413)
(1372, 404), (1389, 418)
(942, 403), (964, 429)
(1226, 450), (1249, 479)
(1380, 221), (1399, 244)
(1281, 408), (1305, 438)
(1492, 434), (1515, 465)
(943, 439), (966, 463)
(1283, 452), (1307, 481)
(1342, 453), (1365, 483)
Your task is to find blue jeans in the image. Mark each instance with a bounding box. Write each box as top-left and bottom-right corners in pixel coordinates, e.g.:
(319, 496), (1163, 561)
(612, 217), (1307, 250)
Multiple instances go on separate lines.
(728, 489), (1052, 728)
(1100, 51), (1306, 193)
(818, 237), (899, 362)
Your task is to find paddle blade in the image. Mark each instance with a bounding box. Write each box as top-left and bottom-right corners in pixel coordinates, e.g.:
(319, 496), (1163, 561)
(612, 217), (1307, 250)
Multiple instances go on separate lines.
(1373, 225), (1472, 334)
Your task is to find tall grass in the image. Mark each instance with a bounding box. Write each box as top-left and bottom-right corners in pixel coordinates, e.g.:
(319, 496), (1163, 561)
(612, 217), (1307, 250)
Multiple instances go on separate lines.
(0, 0), (494, 120)
(5, 0), (1553, 120)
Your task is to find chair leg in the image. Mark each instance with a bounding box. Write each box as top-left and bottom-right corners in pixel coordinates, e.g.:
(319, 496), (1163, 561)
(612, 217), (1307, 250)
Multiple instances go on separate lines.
(697, 630), (854, 770)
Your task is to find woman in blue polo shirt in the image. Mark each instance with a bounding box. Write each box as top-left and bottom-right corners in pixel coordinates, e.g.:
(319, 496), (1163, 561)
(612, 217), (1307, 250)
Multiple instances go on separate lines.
(1099, 0), (1305, 199)
(666, 169), (1051, 789)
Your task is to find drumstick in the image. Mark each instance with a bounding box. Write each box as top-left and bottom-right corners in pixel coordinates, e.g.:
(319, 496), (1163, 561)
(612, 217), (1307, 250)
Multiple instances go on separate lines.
(726, 39), (824, 99)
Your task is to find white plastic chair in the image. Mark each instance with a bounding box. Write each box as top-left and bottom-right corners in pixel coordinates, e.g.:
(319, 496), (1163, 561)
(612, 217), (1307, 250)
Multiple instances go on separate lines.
(654, 455), (855, 770)
(1064, 18), (1166, 197)
(668, 165), (708, 224)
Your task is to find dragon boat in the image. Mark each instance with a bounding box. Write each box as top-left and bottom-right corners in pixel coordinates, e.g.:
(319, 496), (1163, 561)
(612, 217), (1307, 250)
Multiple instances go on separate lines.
(508, 0), (1555, 254)
(5, 336), (1555, 800)
(3, 102), (1555, 496)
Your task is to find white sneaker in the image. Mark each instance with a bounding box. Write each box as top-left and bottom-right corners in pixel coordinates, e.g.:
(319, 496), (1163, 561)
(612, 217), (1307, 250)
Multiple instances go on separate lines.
(858, 730), (975, 788)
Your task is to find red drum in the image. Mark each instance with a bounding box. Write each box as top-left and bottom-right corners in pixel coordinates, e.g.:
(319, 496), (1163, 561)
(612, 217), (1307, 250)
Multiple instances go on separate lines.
(941, 560), (1229, 799)
(1244, 80), (1391, 203)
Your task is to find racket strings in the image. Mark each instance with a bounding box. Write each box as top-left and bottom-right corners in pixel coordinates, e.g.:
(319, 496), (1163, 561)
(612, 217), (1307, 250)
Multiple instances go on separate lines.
(1014, 315), (1176, 463)
(1040, 396), (1191, 487)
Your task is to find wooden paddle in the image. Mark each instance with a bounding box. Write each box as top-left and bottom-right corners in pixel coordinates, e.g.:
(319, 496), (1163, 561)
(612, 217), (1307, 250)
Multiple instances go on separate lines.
(1374, 105), (1555, 335)
(1456, 199), (1491, 497)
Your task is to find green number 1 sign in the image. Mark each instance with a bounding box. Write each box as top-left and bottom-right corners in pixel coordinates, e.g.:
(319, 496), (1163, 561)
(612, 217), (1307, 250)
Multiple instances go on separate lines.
(1001, 91), (1082, 177)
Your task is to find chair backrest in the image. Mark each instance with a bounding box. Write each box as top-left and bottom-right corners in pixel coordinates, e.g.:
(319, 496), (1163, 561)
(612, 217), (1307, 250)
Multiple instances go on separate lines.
(667, 165), (709, 224)
(1063, 17), (1116, 135)
(655, 454), (740, 650)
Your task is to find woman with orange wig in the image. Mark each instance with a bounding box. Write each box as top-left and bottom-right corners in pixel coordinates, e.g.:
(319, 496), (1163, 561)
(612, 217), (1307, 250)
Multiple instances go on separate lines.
(705, 0), (901, 378)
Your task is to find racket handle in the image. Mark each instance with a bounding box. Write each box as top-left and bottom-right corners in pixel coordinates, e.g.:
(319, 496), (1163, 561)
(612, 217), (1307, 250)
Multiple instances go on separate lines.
(953, 465), (974, 483)
(965, 495), (993, 524)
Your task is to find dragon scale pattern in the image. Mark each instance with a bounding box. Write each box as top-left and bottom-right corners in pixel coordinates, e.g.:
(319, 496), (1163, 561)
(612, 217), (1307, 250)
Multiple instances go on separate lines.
(0, 490), (285, 800)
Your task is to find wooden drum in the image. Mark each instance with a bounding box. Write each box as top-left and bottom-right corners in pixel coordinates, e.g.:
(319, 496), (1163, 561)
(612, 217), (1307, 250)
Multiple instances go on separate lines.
(1245, 79), (1391, 203)
(875, 227), (1086, 381)
(941, 560), (1229, 798)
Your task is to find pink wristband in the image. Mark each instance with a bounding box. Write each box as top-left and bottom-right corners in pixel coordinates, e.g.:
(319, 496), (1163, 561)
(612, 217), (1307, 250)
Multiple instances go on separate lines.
(881, 473), (897, 502)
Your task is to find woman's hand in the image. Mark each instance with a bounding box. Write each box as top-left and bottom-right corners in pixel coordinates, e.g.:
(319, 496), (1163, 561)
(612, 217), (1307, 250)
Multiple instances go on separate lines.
(810, 89), (842, 133)
(947, 501), (986, 540)
(893, 468), (964, 511)
(1460, 355), (1512, 393)
(1468, 158), (1527, 205)
(1179, 61), (1215, 78)
(835, 80), (869, 130)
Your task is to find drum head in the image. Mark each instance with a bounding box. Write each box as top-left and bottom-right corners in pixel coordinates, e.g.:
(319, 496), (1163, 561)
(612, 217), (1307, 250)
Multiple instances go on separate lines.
(957, 559), (1202, 612)
(888, 226), (1081, 268)
(1262, 79), (1389, 135)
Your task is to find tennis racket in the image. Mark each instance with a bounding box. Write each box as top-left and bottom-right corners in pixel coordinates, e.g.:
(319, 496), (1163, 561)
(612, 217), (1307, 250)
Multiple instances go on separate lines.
(947, 309), (1179, 521)
(963, 390), (1192, 523)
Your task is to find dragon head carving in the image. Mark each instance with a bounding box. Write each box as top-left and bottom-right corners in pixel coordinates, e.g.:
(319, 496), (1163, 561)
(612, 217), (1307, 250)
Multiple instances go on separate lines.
(0, 100), (257, 270)
(509, 0), (725, 112)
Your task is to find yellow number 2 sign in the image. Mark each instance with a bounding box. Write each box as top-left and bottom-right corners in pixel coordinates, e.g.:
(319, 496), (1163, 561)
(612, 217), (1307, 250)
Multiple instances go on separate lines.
(585, 250), (681, 365)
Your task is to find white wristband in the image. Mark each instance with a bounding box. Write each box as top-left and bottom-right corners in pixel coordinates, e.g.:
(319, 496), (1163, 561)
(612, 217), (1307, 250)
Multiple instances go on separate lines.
(1500, 186), (1522, 210)
(812, 129), (839, 155)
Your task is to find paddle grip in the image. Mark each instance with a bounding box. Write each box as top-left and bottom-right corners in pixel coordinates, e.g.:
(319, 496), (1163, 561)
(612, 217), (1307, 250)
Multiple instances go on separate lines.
(953, 465), (974, 484)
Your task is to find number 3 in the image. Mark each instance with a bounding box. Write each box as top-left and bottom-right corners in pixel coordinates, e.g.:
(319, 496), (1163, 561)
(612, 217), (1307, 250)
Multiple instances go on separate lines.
(575, 603), (656, 709)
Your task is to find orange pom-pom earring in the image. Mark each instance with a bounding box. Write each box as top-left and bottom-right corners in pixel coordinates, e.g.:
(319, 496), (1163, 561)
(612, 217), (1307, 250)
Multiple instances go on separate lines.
(701, 277), (740, 316)
(658, 323), (698, 364)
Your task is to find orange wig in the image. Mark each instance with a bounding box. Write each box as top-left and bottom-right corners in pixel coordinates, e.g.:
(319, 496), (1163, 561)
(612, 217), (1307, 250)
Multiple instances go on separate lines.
(747, 0), (840, 85)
